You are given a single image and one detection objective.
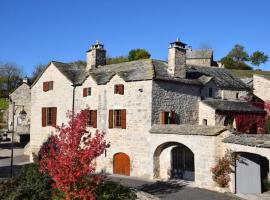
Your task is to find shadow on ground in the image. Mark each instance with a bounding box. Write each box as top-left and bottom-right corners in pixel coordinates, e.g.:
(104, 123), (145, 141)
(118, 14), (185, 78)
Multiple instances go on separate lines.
(0, 165), (23, 178)
(138, 180), (187, 195)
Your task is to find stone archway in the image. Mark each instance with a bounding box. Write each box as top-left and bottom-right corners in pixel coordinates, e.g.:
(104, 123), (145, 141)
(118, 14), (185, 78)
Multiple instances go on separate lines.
(153, 142), (195, 181)
(113, 153), (130, 176)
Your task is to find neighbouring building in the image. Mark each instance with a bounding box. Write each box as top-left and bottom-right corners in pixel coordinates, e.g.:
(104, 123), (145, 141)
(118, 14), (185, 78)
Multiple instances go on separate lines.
(27, 39), (270, 194)
(8, 78), (31, 143)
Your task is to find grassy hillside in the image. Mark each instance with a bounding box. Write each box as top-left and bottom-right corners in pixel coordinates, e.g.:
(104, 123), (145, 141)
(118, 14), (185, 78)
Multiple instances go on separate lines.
(229, 69), (270, 78)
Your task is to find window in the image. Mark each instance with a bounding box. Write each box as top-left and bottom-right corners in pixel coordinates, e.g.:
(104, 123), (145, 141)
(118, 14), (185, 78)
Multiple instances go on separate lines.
(209, 87), (213, 97)
(86, 110), (97, 128)
(114, 84), (124, 95)
(203, 119), (207, 126)
(43, 81), (53, 92)
(236, 92), (239, 99)
(108, 109), (126, 129)
(160, 111), (176, 124)
(83, 87), (91, 97)
(42, 107), (57, 127)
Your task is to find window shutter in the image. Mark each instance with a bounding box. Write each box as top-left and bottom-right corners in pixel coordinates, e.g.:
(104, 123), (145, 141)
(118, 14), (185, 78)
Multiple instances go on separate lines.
(42, 108), (47, 127)
(108, 110), (113, 129)
(43, 82), (49, 92)
(83, 88), (88, 97)
(159, 112), (166, 124)
(51, 107), (57, 127)
(121, 109), (126, 129)
(170, 111), (176, 124)
(92, 110), (97, 128)
(120, 85), (124, 95)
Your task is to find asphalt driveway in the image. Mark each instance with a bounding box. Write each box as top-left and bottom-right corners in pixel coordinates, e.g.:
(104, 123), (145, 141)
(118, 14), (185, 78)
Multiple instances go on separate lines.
(108, 175), (242, 200)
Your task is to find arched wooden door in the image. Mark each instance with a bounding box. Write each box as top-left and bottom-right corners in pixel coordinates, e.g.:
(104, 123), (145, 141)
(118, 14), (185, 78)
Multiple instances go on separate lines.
(113, 153), (130, 176)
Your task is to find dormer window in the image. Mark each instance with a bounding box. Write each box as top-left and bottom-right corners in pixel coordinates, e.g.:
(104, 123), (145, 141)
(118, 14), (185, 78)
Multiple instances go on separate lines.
(43, 81), (53, 92)
(160, 111), (176, 124)
(114, 84), (124, 95)
(83, 87), (91, 97)
(209, 87), (213, 97)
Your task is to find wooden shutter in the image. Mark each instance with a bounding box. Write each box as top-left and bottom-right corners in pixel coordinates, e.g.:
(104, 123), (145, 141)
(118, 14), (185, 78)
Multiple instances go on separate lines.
(51, 107), (57, 127)
(160, 112), (166, 124)
(92, 110), (97, 128)
(43, 82), (49, 92)
(108, 110), (113, 129)
(170, 111), (176, 124)
(120, 85), (124, 95)
(121, 109), (126, 129)
(42, 108), (47, 127)
(83, 88), (88, 97)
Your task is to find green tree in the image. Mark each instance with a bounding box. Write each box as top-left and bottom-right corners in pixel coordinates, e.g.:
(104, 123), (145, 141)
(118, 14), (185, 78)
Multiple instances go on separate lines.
(249, 51), (269, 69)
(128, 49), (151, 61)
(220, 56), (252, 70)
(227, 44), (249, 62)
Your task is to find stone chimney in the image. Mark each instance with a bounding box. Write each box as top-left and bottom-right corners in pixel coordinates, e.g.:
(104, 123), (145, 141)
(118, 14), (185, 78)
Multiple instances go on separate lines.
(86, 40), (106, 71)
(167, 38), (187, 78)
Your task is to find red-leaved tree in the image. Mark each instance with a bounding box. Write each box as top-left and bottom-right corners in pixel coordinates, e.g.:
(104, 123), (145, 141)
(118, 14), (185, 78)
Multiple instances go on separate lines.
(38, 110), (109, 200)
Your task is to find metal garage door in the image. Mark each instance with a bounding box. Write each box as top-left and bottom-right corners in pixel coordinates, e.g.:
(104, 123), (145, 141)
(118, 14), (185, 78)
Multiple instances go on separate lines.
(236, 153), (261, 194)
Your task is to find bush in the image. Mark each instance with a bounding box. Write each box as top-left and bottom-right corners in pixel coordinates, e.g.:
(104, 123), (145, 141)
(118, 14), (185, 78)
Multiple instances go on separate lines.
(0, 163), (52, 200)
(266, 117), (270, 134)
(96, 181), (137, 200)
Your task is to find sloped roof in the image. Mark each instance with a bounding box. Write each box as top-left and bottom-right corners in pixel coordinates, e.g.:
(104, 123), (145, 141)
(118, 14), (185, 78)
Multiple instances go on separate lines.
(150, 124), (227, 136)
(223, 134), (270, 148)
(202, 99), (265, 114)
(186, 49), (213, 59)
(32, 59), (251, 91)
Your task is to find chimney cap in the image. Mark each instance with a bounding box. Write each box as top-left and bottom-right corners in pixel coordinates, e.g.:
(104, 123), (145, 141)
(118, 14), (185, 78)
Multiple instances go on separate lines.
(169, 38), (187, 49)
(87, 40), (105, 52)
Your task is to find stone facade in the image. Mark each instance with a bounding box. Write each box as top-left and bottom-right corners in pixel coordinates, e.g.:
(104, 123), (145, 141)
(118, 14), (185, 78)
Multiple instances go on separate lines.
(8, 81), (31, 134)
(254, 74), (270, 101)
(86, 41), (106, 71)
(186, 58), (211, 66)
(30, 63), (74, 155)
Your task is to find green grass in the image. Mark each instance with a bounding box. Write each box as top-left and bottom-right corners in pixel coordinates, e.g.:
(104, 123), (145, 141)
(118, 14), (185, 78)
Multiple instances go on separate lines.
(229, 69), (270, 78)
(0, 98), (8, 110)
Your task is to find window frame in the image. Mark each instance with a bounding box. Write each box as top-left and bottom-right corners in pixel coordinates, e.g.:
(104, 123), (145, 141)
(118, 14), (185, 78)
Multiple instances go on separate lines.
(209, 87), (213, 97)
(114, 110), (122, 128)
(114, 84), (124, 95)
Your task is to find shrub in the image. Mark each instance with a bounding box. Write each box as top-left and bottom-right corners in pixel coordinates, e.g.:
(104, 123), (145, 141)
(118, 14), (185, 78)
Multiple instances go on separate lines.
(211, 151), (237, 188)
(0, 163), (52, 200)
(96, 181), (137, 200)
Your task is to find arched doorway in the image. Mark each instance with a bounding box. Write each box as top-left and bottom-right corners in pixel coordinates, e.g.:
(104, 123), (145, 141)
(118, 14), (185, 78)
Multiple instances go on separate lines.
(171, 146), (194, 180)
(113, 153), (130, 176)
(153, 142), (195, 181)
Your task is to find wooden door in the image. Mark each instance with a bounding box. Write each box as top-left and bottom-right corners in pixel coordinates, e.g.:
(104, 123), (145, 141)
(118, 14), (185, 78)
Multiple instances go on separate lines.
(113, 153), (130, 176)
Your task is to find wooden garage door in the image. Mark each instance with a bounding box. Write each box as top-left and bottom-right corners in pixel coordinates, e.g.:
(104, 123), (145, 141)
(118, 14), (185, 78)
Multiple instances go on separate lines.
(113, 153), (130, 176)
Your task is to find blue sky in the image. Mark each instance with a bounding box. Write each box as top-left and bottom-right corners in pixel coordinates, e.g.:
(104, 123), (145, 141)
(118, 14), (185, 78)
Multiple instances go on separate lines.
(0, 0), (270, 75)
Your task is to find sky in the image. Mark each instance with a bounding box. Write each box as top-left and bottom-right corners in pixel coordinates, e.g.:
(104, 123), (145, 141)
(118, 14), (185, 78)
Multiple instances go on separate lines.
(0, 0), (270, 76)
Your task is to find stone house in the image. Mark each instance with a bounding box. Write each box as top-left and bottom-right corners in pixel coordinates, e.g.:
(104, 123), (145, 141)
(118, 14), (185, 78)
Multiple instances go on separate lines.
(29, 39), (270, 194)
(8, 78), (31, 143)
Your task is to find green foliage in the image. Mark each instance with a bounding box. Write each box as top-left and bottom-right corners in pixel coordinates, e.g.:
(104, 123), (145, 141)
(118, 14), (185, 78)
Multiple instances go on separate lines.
(106, 56), (129, 65)
(227, 44), (249, 62)
(128, 49), (151, 61)
(266, 117), (270, 134)
(0, 163), (52, 200)
(0, 98), (8, 110)
(96, 181), (137, 200)
(220, 56), (252, 70)
(250, 51), (269, 67)
(228, 69), (270, 78)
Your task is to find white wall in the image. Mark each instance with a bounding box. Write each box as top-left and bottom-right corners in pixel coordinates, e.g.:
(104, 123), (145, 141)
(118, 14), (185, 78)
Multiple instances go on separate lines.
(198, 101), (216, 126)
(254, 75), (270, 101)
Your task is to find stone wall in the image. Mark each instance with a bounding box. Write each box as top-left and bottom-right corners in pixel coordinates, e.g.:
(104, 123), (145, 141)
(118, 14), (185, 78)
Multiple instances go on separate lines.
(219, 90), (249, 100)
(200, 80), (219, 99)
(152, 80), (200, 125)
(198, 101), (216, 126)
(75, 74), (154, 178)
(254, 75), (270, 101)
(186, 58), (211, 66)
(30, 63), (74, 155)
(8, 83), (31, 133)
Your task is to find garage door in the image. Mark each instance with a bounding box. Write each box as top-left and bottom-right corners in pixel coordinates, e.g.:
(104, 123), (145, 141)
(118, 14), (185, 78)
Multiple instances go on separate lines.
(236, 153), (261, 194)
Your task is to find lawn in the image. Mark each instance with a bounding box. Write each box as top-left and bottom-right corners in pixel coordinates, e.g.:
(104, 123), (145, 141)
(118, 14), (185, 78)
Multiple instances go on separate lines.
(229, 69), (270, 78)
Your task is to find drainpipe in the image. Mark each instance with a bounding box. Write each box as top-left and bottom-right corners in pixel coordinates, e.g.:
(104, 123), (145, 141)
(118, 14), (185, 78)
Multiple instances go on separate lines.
(72, 85), (76, 119)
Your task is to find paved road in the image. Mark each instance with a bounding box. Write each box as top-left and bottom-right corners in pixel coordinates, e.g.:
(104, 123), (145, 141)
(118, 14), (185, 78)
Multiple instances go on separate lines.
(0, 141), (30, 178)
(109, 175), (243, 200)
